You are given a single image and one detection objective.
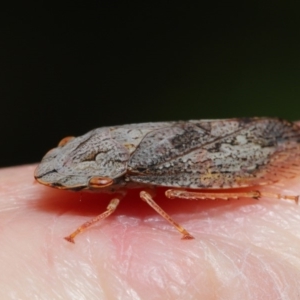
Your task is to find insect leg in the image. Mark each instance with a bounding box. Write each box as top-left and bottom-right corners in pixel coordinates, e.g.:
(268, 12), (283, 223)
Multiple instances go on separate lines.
(64, 198), (120, 243)
(165, 189), (299, 203)
(140, 191), (194, 240)
(259, 191), (299, 203)
(165, 189), (261, 200)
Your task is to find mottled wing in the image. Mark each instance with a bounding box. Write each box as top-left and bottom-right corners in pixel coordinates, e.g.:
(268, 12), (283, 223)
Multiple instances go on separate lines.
(128, 119), (300, 188)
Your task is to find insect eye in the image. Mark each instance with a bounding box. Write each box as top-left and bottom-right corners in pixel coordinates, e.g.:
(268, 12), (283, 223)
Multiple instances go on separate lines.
(58, 136), (75, 147)
(88, 176), (113, 188)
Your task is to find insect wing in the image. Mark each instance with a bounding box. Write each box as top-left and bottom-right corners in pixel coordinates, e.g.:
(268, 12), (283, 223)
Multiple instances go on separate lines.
(128, 119), (300, 188)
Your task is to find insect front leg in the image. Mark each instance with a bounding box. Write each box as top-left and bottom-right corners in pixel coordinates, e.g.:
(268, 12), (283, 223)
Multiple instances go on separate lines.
(139, 191), (194, 240)
(64, 198), (120, 243)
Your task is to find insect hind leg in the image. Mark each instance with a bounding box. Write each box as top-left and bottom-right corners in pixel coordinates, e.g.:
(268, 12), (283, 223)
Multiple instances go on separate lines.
(259, 191), (299, 203)
(165, 189), (261, 200)
(165, 189), (299, 203)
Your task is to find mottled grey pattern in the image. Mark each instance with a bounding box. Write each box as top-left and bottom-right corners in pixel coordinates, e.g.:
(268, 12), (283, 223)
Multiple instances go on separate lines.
(35, 118), (300, 190)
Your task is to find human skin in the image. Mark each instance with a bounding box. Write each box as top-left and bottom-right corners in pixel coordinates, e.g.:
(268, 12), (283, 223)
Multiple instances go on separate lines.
(1, 164), (300, 299)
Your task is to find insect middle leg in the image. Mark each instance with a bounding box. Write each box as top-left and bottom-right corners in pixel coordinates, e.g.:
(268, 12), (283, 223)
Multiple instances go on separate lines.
(140, 191), (194, 239)
(64, 198), (120, 243)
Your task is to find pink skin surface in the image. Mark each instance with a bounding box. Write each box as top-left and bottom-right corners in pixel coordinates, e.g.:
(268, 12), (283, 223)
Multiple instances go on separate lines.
(1, 164), (300, 299)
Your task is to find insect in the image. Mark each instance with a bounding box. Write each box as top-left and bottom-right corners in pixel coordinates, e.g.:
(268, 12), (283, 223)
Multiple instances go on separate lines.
(35, 118), (300, 243)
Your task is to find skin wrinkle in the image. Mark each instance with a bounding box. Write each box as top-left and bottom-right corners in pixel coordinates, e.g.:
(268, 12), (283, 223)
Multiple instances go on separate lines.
(202, 238), (290, 298)
(42, 220), (57, 270)
(97, 261), (114, 299)
(108, 232), (146, 299)
(175, 264), (209, 299)
(119, 242), (134, 277)
(256, 258), (284, 299)
(111, 218), (143, 281)
(111, 271), (140, 300)
(235, 251), (252, 296)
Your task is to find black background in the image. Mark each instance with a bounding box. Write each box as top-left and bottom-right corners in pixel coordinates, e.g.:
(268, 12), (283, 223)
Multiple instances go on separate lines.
(1, 3), (300, 167)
